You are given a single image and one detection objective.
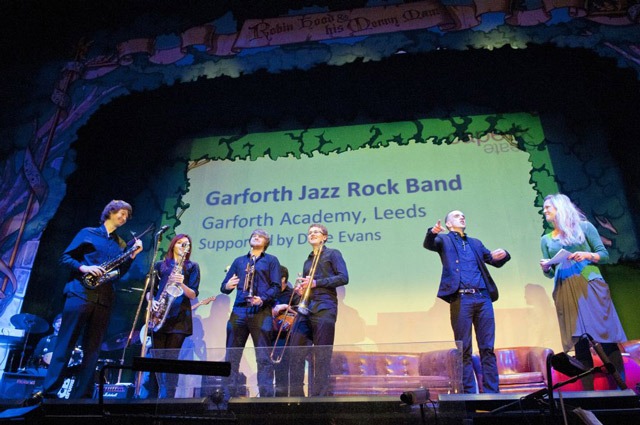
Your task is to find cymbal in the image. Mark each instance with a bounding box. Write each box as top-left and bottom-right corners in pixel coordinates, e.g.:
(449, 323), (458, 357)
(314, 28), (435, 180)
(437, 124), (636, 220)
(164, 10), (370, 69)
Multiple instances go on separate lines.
(10, 313), (49, 334)
(101, 331), (139, 351)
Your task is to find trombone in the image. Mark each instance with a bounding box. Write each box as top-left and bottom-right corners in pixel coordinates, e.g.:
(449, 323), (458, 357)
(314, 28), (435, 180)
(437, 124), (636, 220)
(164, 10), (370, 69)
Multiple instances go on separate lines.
(270, 290), (298, 364)
(269, 242), (323, 364)
(297, 242), (323, 316)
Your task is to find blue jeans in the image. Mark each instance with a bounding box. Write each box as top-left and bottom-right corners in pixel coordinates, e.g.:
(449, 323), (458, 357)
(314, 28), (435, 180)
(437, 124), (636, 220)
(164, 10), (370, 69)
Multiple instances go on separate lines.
(225, 306), (274, 397)
(450, 291), (499, 393)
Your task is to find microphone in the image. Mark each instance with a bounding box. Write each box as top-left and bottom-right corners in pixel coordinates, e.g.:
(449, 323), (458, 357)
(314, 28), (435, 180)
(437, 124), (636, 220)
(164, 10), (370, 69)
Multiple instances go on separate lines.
(586, 334), (627, 390)
(155, 225), (170, 237)
(550, 352), (588, 377)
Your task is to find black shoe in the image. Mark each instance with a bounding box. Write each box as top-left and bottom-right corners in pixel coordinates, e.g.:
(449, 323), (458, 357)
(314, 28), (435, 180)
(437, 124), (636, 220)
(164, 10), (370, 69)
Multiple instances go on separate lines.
(22, 391), (43, 407)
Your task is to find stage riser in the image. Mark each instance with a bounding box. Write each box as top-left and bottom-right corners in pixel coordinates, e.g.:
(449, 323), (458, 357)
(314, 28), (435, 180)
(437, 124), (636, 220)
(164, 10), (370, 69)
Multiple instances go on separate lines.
(439, 390), (640, 424)
(439, 389), (640, 412)
(470, 410), (640, 425)
(0, 393), (638, 425)
(226, 397), (458, 424)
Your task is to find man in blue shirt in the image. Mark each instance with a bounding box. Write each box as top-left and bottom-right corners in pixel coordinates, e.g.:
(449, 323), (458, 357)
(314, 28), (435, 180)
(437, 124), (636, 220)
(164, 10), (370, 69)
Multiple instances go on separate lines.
(39, 200), (143, 400)
(424, 210), (510, 394)
(288, 223), (349, 397)
(220, 229), (281, 397)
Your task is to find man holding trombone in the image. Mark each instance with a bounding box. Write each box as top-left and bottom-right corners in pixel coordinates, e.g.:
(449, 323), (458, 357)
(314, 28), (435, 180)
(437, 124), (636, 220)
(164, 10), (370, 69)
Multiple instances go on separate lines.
(286, 223), (349, 396)
(270, 265), (298, 396)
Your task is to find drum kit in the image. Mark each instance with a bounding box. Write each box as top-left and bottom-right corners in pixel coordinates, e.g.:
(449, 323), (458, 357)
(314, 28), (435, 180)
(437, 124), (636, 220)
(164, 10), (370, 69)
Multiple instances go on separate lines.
(9, 313), (139, 376)
(100, 330), (140, 352)
(38, 346), (84, 369)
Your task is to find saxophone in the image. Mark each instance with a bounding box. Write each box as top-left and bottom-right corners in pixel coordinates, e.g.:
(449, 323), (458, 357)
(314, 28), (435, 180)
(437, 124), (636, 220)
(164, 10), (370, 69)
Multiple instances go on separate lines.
(81, 243), (140, 289)
(80, 225), (152, 289)
(148, 243), (190, 332)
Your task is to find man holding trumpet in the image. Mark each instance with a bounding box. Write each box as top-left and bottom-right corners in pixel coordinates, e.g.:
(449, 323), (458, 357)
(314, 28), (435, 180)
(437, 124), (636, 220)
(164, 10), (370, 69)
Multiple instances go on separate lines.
(221, 229), (281, 398)
(284, 223), (349, 397)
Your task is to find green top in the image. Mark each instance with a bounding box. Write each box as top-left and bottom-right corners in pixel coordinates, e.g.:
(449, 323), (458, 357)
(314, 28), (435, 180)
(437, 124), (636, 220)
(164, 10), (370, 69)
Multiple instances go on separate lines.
(540, 221), (609, 282)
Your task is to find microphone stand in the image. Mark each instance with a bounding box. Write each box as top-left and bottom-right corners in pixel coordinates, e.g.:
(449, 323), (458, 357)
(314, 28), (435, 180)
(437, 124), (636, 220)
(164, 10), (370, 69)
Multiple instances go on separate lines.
(119, 228), (165, 395)
(491, 352), (606, 417)
(492, 367), (604, 415)
(586, 334), (627, 390)
(16, 322), (35, 372)
(133, 230), (165, 396)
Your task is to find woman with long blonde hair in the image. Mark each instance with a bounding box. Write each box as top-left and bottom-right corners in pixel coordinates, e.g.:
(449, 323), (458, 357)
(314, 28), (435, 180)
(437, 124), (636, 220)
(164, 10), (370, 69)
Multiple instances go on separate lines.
(540, 194), (626, 390)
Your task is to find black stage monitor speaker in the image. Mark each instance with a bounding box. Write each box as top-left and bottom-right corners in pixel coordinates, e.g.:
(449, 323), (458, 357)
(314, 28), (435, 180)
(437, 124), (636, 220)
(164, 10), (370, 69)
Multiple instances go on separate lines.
(0, 372), (44, 399)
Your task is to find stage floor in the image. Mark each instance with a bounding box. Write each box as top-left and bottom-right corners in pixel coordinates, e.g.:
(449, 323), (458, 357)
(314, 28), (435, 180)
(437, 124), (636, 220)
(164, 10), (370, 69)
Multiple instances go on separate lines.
(0, 390), (638, 424)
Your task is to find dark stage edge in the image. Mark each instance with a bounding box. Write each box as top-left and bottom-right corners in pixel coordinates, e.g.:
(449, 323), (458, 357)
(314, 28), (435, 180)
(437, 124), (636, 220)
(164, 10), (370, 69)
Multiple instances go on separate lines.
(440, 389), (640, 424)
(0, 391), (638, 424)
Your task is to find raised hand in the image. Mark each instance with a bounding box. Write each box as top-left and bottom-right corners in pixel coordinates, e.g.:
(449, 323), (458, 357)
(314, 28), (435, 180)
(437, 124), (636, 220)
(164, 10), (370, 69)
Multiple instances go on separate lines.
(431, 220), (444, 234)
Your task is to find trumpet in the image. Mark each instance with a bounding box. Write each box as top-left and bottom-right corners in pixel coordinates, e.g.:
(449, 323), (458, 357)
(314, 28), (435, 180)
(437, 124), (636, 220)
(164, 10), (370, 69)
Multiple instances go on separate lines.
(297, 242), (323, 316)
(243, 256), (256, 301)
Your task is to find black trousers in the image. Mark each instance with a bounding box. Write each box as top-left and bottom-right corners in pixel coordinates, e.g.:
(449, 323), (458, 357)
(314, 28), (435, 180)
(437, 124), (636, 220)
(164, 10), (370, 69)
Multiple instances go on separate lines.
(289, 308), (336, 397)
(42, 294), (112, 399)
(144, 332), (187, 398)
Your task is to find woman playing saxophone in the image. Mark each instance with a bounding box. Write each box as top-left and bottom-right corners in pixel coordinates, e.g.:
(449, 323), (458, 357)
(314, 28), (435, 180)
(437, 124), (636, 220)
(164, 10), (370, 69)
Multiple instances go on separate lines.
(144, 233), (200, 398)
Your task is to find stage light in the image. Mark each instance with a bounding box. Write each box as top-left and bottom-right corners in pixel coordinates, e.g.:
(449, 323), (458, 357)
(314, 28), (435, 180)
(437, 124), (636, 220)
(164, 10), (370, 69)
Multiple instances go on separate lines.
(551, 352), (588, 377)
(400, 388), (429, 405)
